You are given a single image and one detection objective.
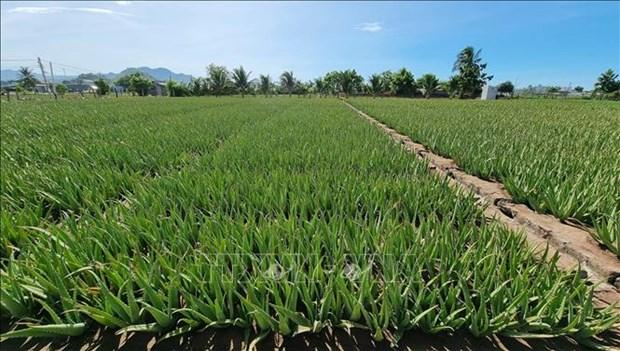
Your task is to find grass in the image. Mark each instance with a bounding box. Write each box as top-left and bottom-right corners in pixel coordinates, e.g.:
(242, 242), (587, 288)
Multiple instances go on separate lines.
(348, 97), (620, 256)
(1, 97), (618, 346)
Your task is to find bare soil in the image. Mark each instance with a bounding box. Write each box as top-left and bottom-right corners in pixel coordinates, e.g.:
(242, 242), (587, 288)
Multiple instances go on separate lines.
(2, 324), (618, 351)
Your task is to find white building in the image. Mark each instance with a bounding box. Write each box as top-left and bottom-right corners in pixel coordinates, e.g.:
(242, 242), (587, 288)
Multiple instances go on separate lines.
(481, 84), (498, 100)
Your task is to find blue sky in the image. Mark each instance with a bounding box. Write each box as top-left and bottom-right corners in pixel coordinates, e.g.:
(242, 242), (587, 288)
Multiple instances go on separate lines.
(1, 1), (618, 88)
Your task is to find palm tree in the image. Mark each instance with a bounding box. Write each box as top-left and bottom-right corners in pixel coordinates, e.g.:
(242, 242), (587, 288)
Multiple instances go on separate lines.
(232, 66), (252, 97)
(442, 76), (460, 98)
(368, 74), (384, 97)
(18, 67), (37, 91)
(338, 70), (363, 96)
(207, 64), (230, 97)
(259, 74), (272, 96)
(417, 73), (439, 98)
(314, 78), (327, 97)
(280, 71), (296, 96)
(452, 46), (492, 98)
(595, 69), (620, 94)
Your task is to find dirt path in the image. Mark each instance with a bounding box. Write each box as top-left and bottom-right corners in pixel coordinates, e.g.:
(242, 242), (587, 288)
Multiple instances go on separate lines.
(341, 99), (619, 308)
(2, 324), (617, 351)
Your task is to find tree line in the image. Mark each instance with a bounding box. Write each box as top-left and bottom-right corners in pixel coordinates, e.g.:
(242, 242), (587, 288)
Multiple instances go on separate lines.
(6, 46), (620, 100)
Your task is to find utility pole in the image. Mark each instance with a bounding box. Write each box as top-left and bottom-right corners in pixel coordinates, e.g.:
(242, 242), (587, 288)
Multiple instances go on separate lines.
(37, 57), (57, 99)
(49, 61), (57, 96)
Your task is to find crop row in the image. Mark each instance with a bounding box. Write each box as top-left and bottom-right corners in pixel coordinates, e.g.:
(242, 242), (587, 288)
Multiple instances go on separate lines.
(1, 98), (617, 345)
(0, 98), (262, 257)
(348, 98), (620, 255)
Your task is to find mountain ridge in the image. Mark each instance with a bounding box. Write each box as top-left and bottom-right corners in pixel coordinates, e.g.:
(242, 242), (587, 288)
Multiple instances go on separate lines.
(0, 67), (193, 83)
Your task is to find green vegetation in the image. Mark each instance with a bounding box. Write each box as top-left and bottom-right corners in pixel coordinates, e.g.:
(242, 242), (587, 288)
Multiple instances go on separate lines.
(451, 46), (493, 98)
(17, 67), (38, 91)
(348, 97), (620, 255)
(1, 97), (617, 345)
(594, 69), (620, 100)
(94, 78), (110, 96)
(55, 83), (67, 97)
(115, 72), (154, 96)
(417, 74), (440, 99)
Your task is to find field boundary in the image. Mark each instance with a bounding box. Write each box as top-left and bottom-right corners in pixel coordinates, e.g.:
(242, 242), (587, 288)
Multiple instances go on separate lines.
(341, 99), (619, 308)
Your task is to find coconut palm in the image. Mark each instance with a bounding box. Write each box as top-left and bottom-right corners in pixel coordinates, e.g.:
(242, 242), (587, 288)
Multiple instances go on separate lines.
(258, 74), (272, 96)
(18, 67), (38, 91)
(417, 73), (439, 98)
(232, 66), (253, 97)
(453, 46), (493, 98)
(280, 71), (296, 96)
(442, 76), (460, 98)
(391, 68), (416, 97)
(338, 70), (363, 96)
(314, 78), (327, 97)
(207, 64), (230, 97)
(595, 69), (620, 94)
(368, 74), (384, 97)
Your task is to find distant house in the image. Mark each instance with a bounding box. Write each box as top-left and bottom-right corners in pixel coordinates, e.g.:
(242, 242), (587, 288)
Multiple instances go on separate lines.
(0, 81), (18, 91)
(148, 81), (167, 96)
(33, 84), (50, 93)
(65, 79), (98, 93)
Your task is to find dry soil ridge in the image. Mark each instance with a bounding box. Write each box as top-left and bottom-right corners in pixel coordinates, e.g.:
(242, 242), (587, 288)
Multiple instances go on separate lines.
(340, 99), (620, 308)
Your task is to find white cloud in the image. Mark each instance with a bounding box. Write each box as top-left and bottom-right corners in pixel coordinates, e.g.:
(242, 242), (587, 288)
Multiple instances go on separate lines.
(115, 1), (132, 5)
(9, 6), (133, 17)
(356, 22), (382, 33)
(8, 7), (62, 14)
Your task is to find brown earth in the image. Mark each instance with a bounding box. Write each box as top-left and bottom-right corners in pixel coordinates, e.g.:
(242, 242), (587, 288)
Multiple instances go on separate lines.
(2, 325), (619, 351)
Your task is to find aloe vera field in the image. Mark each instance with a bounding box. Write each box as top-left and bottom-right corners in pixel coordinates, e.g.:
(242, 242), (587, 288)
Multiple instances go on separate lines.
(1, 97), (619, 348)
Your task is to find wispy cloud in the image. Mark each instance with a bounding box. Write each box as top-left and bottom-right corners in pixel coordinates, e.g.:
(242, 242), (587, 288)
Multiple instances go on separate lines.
(115, 1), (132, 5)
(9, 6), (133, 17)
(356, 22), (382, 33)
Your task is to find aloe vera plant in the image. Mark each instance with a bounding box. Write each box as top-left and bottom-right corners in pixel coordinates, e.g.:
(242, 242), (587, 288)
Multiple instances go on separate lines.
(349, 97), (620, 255)
(1, 97), (617, 345)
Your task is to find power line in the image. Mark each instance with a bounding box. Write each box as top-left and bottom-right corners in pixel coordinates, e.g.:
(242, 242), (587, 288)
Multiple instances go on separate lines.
(0, 58), (37, 62)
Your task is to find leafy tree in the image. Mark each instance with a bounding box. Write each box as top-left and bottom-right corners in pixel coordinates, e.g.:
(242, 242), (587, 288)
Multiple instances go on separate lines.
(594, 69), (620, 94)
(368, 74), (384, 96)
(391, 68), (416, 97)
(116, 72), (152, 96)
(340, 69), (364, 96)
(55, 83), (67, 96)
(232, 66), (253, 97)
(574, 86), (584, 93)
(547, 86), (560, 97)
(128, 73), (153, 96)
(18, 67), (38, 91)
(295, 80), (312, 96)
(497, 81), (514, 97)
(166, 80), (190, 97)
(189, 78), (207, 96)
(280, 71), (296, 96)
(207, 64), (230, 96)
(94, 78), (110, 96)
(417, 73), (439, 98)
(453, 46), (493, 98)
(380, 71), (394, 94)
(258, 75), (273, 96)
(313, 77), (328, 96)
(323, 70), (364, 96)
(442, 76), (460, 98)
(115, 75), (132, 90)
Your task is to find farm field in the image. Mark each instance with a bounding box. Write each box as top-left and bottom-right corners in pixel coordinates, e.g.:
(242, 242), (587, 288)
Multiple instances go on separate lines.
(0, 97), (618, 348)
(348, 98), (620, 255)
